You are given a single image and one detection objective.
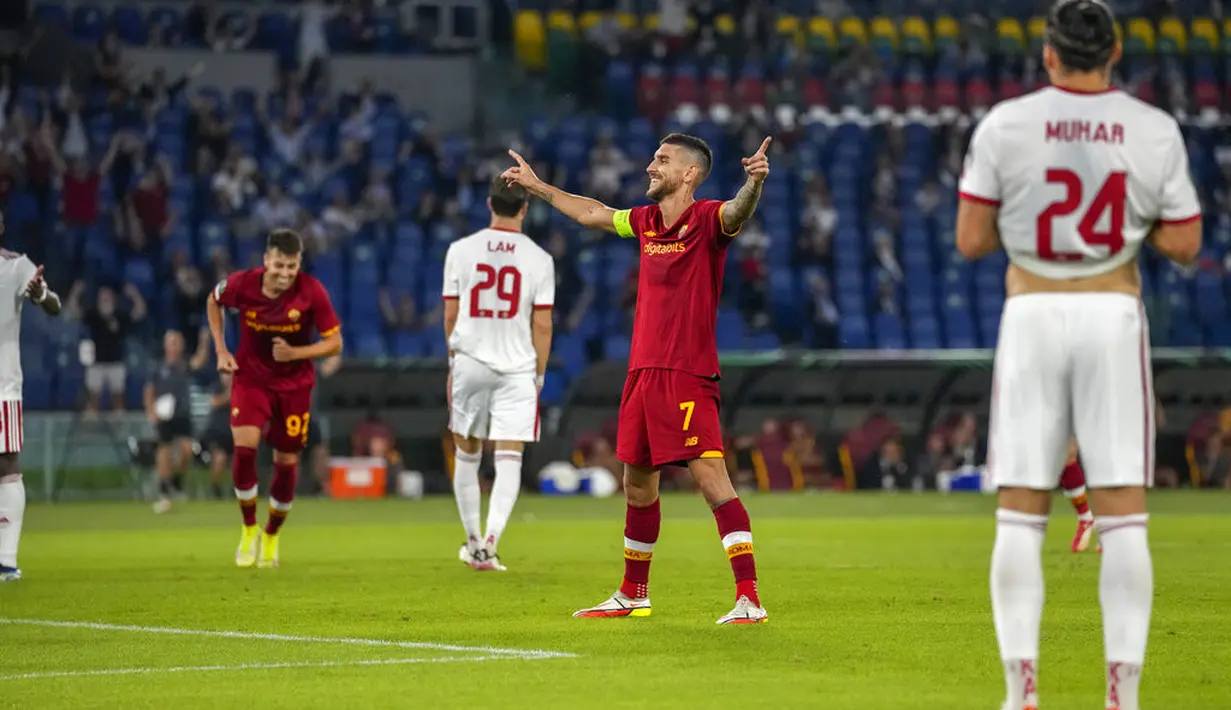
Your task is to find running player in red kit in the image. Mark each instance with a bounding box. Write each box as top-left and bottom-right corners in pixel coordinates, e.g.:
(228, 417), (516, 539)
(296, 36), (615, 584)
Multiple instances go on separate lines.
(206, 229), (342, 568)
(503, 133), (772, 624)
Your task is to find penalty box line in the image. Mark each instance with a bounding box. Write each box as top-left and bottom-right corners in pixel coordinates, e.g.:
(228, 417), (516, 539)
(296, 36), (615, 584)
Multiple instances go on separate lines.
(0, 655), (511, 682)
(0, 618), (578, 661)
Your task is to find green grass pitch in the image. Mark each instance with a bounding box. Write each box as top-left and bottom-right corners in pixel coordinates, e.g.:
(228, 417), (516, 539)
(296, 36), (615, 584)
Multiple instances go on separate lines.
(2, 492), (1228, 709)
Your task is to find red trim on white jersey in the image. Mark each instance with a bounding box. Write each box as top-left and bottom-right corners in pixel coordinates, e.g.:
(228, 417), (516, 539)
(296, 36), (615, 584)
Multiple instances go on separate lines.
(1158, 214), (1202, 225)
(0, 401), (23, 455)
(958, 191), (1001, 207)
(1049, 85), (1120, 96)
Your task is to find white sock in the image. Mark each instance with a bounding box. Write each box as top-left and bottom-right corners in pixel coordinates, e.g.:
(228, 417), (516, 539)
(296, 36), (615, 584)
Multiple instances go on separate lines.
(991, 508), (1047, 710)
(1099, 514), (1152, 710)
(452, 449), (483, 545)
(0, 474), (26, 569)
(485, 450), (523, 550)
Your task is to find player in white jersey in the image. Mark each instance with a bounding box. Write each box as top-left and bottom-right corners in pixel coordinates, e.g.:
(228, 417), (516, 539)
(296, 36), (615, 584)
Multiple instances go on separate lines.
(0, 212), (64, 581)
(443, 176), (555, 571)
(956, 2), (1203, 709)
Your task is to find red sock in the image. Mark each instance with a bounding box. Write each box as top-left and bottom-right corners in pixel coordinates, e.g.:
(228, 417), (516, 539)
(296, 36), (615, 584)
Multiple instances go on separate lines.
(265, 461), (298, 535)
(232, 446), (258, 527)
(713, 498), (759, 606)
(619, 498), (660, 600)
(1061, 462), (1091, 517)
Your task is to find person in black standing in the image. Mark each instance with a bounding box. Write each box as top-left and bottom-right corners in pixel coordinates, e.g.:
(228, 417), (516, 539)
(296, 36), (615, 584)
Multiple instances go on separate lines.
(70, 282), (148, 414)
(146, 330), (207, 513)
(200, 371), (234, 499)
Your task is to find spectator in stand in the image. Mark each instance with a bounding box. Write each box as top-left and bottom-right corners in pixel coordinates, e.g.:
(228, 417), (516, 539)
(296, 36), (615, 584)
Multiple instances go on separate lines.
(47, 130), (121, 235)
(872, 229), (903, 283)
(137, 64), (202, 112)
(804, 270), (839, 348)
(1186, 407), (1231, 488)
(187, 95), (231, 171)
(547, 231), (593, 334)
(858, 438), (913, 491)
(379, 286), (419, 333)
(297, 1), (332, 91)
(586, 132), (632, 206)
(125, 156), (176, 255)
(737, 222), (770, 330)
(67, 282), (149, 415)
(212, 147), (258, 212)
(208, 8), (256, 52)
(92, 31), (125, 92)
(321, 190), (361, 248)
(168, 255), (211, 360)
(253, 183), (300, 232)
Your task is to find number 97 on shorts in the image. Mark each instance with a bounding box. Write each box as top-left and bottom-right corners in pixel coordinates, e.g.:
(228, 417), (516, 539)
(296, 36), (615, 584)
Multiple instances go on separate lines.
(229, 381), (314, 454)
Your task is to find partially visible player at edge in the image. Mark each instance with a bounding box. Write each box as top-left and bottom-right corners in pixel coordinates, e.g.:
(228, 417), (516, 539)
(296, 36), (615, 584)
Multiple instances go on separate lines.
(956, 1), (1202, 709)
(1061, 438), (1099, 553)
(503, 132), (773, 624)
(206, 229), (343, 569)
(443, 176), (555, 571)
(0, 211), (63, 582)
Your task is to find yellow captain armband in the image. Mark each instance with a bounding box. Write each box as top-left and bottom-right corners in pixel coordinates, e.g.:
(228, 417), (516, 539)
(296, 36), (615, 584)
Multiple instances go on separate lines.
(613, 209), (636, 239)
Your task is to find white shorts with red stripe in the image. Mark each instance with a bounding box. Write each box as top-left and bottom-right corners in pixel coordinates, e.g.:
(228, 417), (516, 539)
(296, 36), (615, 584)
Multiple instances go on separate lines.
(986, 293), (1155, 490)
(0, 400), (23, 455)
(449, 354), (540, 442)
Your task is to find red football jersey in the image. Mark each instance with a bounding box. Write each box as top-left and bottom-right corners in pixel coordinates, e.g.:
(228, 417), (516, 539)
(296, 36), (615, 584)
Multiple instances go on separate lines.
(213, 268), (340, 392)
(614, 198), (736, 378)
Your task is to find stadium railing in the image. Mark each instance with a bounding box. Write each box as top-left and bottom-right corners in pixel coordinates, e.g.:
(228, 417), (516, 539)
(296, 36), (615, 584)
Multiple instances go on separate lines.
(25, 348), (1230, 501)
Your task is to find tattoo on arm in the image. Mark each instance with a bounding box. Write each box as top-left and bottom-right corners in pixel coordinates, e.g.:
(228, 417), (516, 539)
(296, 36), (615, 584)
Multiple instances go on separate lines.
(724, 180), (764, 230)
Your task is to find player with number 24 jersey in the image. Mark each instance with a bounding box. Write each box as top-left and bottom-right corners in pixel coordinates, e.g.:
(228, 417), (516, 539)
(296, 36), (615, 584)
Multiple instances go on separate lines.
(955, 3), (1202, 709)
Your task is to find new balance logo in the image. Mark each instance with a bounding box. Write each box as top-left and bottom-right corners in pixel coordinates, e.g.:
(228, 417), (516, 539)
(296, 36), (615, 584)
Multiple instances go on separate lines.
(0, 516), (9, 524)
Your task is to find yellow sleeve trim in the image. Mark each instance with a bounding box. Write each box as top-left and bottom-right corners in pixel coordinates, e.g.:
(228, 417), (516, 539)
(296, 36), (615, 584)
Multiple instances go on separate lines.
(700, 450), (725, 459)
(718, 202), (742, 237)
(320, 326), (341, 339)
(613, 209), (636, 239)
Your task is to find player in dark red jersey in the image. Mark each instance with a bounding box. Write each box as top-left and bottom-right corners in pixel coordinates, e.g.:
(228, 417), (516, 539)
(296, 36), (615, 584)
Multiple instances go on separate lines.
(1061, 437), (1099, 553)
(503, 133), (772, 624)
(205, 229), (342, 568)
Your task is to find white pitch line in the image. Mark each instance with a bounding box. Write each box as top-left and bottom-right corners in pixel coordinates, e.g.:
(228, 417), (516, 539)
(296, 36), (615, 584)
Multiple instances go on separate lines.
(0, 655), (505, 682)
(0, 618), (578, 660)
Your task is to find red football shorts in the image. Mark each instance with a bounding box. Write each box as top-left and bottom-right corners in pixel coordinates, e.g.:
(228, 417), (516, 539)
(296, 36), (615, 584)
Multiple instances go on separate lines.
(616, 368), (725, 469)
(229, 380), (314, 454)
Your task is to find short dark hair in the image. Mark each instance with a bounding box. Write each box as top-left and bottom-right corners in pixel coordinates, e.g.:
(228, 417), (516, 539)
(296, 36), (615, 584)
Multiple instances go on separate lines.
(489, 176), (528, 218)
(660, 133), (713, 179)
(1046, 0), (1117, 72)
(266, 228), (304, 256)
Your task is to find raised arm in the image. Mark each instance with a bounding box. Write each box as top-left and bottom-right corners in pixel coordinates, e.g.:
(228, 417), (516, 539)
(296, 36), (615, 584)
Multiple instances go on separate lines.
(501, 149), (619, 233)
(720, 136), (771, 236)
(23, 265), (62, 316)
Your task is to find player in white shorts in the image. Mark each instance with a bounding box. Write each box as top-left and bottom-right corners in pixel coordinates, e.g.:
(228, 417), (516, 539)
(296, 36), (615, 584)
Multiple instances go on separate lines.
(0, 211), (64, 581)
(442, 176), (555, 571)
(956, 3), (1203, 709)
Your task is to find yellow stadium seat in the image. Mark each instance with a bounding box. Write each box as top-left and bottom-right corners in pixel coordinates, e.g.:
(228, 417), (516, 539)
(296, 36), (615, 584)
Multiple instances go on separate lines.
(1223, 19), (1231, 52)
(1027, 16), (1046, 51)
(838, 16), (867, 47)
(994, 17), (1023, 53)
(1157, 17), (1186, 53)
(1114, 21), (1123, 40)
(870, 16), (897, 43)
(777, 15), (802, 44)
(1126, 17), (1156, 51)
(615, 12), (637, 31)
(513, 10), (546, 71)
(1190, 18), (1218, 52)
(807, 16), (836, 53)
(715, 14), (736, 35)
(901, 16), (931, 53)
(578, 12), (602, 33)
(642, 13), (658, 31)
(546, 10), (575, 33)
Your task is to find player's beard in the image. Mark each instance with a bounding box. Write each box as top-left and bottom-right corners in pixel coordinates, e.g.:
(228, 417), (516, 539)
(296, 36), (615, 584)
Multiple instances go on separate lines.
(646, 176), (676, 203)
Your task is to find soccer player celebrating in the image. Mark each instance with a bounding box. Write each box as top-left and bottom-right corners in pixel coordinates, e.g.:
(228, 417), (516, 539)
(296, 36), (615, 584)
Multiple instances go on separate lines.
(206, 229), (342, 569)
(0, 211), (63, 582)
(443, 177), (555, 571)
(503, 133), (772, 624)
(956, 1), (1201, 708)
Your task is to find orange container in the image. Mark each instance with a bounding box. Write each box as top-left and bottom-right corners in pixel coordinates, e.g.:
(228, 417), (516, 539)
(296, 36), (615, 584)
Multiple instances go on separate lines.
(329, 457), (388, 499)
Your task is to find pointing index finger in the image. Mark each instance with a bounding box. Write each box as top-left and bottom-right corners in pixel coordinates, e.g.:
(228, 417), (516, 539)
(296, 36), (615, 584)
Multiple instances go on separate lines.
(507, 148), (527, 166)
(754, 136), (772, 157)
